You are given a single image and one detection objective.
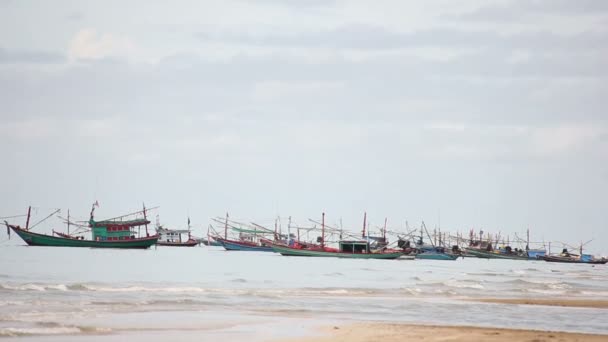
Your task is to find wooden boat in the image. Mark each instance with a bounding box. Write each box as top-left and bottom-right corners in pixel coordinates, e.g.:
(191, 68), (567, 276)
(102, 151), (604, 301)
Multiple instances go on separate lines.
(271, 213), (403, 259)
(413, 222), (460, 260)
(415, 249), (460, 260)
(272, 242), (403, 259)
(215, 237), (273, 251)
(463, 229), (545, 260)
(211, 213), (276, 252)
(4, 204), (158, 249)
(542, 248), (607, 264)
(155, 218), (198, 247)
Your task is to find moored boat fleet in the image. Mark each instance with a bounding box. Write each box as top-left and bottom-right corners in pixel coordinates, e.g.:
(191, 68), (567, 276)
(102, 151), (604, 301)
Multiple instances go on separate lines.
(3, 204), (607, 264)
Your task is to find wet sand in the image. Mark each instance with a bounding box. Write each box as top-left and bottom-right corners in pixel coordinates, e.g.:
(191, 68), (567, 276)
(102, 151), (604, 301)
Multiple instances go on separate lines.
(473, 298), (608, 308)
(289, 323), (608, 342)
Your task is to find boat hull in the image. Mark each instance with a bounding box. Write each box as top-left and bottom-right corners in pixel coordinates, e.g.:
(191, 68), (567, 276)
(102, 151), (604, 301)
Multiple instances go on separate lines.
(542, 255), (607, 264)
(9, 226), (158, 249)
(272, 245), (403, 259)
(217, 238), (273, 252)
(416, 252), (460, 260)
(157, 240), (198, 247)
(464, 248), (529, 260)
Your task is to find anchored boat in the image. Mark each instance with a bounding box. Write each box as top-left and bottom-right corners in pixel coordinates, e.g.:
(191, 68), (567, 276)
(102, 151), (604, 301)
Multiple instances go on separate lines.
(4, 204), (158, 249)
(271, 213), (403, 259)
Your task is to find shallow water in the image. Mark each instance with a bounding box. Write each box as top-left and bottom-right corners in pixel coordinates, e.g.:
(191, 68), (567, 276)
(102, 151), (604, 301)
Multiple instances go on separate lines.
(0, 244), (607, 339)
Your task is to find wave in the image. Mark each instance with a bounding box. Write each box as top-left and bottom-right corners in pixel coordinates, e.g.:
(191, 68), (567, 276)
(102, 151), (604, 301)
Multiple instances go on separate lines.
(0, 322), (110, 337)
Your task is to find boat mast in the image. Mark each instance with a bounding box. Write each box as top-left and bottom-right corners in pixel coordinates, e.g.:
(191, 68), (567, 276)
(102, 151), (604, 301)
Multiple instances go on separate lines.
(362, 212), (366, 238)
(67, 209), (70, 235)
(321, 212), (325, 248)
(25, 206), (31, 230)
(274, 217), (278, 241)
(143, 203), (149, 237)
(224, 212), (229, 239)
(288, 216), (292, 242)
(526, 228), (530, 251)
(383, 217), (387, 241)
(187, 216), (191, 240)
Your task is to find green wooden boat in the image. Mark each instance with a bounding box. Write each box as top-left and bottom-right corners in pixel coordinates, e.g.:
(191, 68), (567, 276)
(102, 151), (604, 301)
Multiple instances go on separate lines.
(5, 204), (158, 249)
(271, 243), (404, 259)
(7, 225), (158, 248)
(464, 247), (528, 260)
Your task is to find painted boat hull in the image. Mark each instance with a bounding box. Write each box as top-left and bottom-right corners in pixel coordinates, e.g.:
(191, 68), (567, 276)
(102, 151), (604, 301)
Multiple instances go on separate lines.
(217, 238), (274, 252)
(201, 239), (223, 247)
(272, 245), (403, 259)
(157, 240), (198, 247)
(9, 226), (158, 249)
(464, 248), (529, 260)
(415, 252), (460, 260)
(542, 255), (607, 264)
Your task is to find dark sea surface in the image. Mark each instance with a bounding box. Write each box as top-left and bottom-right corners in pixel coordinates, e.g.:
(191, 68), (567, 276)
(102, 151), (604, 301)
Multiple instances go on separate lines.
(0, 243), (607, 340)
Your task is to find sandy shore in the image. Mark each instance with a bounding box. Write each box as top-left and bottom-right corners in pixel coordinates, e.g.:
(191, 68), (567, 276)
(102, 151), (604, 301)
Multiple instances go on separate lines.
(473, 298), (608, 308)
(288, 323), (608, 342)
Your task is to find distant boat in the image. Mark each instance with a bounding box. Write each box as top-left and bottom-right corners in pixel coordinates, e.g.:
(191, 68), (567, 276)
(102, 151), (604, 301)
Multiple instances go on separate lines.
(464, 229), (545, 260)
(415, 248), (460, 260)
(271, 213), (403, 259)
(413, 222), (460, 260)
(271, 242), (403, 259)
(4, 204), (158, 249)
(156, 227), (198, 247)
(542, 248), (607, 264)
(155, 217), (198, 247)
(211, 213), (277, 252)
(215, 237), (273, 252)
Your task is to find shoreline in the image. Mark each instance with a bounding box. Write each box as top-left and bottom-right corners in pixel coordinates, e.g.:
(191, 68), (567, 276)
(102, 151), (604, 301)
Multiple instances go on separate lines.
(471, 298), (608, 308)
(286, 323), (608, 342)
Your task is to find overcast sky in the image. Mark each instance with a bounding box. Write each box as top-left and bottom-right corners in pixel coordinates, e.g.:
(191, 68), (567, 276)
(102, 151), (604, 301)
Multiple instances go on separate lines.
(1, 0), (607, 253)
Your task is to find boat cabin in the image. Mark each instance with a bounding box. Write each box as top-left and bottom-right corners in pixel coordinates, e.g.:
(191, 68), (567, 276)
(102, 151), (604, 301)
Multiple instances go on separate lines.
(339, 241), (370, 254)
(90, 219), (149, 241)
(157, 226), (190, 243)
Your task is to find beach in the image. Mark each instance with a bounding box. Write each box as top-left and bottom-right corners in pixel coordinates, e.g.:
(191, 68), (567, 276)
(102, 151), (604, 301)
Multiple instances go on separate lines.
(289, 323), (608, 342)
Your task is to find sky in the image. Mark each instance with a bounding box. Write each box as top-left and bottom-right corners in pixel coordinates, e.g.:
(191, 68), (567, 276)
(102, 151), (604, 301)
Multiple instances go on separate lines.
(1, 0), (607, 254)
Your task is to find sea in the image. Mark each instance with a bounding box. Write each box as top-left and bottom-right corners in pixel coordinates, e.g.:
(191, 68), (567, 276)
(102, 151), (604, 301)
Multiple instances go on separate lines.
(1, 243), (607, 341)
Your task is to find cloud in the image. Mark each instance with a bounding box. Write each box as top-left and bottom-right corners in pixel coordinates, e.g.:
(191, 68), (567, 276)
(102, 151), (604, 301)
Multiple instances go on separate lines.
(67, 29), (135, 61)
(454, 0), (608, 22)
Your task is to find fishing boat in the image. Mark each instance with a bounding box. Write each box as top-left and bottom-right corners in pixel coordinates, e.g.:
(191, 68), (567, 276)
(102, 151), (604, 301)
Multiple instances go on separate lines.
(155, 218), (198, 247)
(271, 213), (404, 259)
(211, 213), (275, 252)
(463, 229), (544, 260)
(542, 248), (607, 264)
(416, 247), (460, 260)
(413, 222), (460, 260)
(4, 204), (158, 249)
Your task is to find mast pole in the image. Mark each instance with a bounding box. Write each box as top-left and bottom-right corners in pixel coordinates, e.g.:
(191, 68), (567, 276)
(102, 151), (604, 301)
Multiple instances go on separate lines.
(25, 206), (31, 230)
(224, 212), (228, 239)
(274, 217), (278, 241)
(288, 216), (292, 242)
(362, 212), (366, 238)
(142, 203), (149, 236)
(383, 217), (387, 241)
(321, 212), (325, 248)
(526, 228), (530, 251)
(67, 209), (70, 235)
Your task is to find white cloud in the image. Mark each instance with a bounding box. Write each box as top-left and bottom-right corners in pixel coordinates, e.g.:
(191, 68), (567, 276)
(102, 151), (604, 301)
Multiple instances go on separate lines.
(67, 29), (135, 61)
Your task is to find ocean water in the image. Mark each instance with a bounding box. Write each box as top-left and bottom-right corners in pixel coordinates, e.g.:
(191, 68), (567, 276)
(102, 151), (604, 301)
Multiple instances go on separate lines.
(0, 243), (607, 340)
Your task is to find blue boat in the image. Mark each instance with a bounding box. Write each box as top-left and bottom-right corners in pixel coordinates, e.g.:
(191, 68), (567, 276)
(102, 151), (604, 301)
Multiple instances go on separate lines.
(216, 237), (274, 252)
(416, 249), (460, 260)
